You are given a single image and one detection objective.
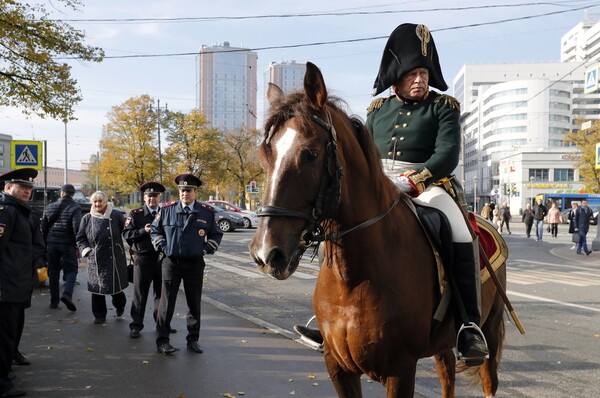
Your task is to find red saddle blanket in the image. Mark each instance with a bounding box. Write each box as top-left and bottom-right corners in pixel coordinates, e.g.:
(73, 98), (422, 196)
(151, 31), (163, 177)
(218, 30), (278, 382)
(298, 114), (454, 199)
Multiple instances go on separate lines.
(468, 212), (508, 282)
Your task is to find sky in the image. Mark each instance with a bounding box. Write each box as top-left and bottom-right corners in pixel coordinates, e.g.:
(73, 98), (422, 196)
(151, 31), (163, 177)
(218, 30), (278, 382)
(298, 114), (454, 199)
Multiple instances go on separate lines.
(1, 0), (599, 170)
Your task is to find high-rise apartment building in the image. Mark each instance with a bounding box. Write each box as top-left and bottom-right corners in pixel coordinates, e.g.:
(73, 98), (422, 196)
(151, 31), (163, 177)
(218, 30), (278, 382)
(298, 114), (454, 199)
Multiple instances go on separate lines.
(561, 11), (600, 63)
(196, 42), (258, 131)
(263, 60), (306, 117)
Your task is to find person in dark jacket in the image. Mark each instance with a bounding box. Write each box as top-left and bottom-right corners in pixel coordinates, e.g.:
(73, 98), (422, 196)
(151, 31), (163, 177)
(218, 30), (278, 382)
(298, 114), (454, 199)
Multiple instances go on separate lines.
(574, 200), (594, 255)
(41, 184), (82, 311)
(0, 168), (39, 397)
(150, 174), (223, 355)
(568, 202), (579, 249)
(533, 198), (547, 241)
(122, 182), (168, 338)
(77, 191), (128, 324)
(522, 203), (534, 238)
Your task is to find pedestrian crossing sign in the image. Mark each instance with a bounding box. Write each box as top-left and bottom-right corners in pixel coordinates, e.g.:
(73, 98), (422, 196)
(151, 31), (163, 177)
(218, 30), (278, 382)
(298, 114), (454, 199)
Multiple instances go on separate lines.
(11, 141), (43, 170)
(584, 64), (599, 94)
(596, 142), (600, 170)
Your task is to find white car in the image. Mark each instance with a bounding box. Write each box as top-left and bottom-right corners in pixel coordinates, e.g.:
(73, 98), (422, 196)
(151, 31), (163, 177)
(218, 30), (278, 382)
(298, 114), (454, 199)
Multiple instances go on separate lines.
(207, 200), (259, 229)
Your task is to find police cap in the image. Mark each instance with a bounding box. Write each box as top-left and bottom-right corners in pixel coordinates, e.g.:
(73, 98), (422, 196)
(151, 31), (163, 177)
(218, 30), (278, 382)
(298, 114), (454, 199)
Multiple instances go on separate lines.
(371, 23), (448, 96)
(175, 174), (202, 190)
(139, 181), (165, 196)
(0, 168), (38, 188)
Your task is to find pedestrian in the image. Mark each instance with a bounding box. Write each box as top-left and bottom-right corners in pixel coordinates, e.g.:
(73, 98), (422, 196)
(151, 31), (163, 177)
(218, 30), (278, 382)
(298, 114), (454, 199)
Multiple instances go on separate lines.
(480, 203), (491, 220)
(76, 191), (128, 324)
(574, 200), (594, 255)
(41, 184), (82, 312)
(522, 203), (534, 238)
(547, 202), (561, 238)
(532, 198), (547, 241)
(122, 182), (170, 338)
(0, 168), (40, 397)
(492, 206), (502, 231)
(568, 202), (579, 249)
(151, 174), (223, 355)
(499, 202), (511, 234)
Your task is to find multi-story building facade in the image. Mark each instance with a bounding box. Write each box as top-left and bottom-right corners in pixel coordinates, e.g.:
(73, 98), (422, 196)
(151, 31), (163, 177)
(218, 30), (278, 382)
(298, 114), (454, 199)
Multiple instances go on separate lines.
(453, 62), (600, 212)
(0, 134), (10, 174)
(561, 11), (600, 63)
(196, 41), (258, 132)
(263, 60), (305, 116)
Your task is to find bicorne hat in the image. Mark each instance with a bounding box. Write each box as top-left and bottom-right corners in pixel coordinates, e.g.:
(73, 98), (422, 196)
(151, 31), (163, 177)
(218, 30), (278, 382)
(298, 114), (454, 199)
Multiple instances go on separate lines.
(174, 174), (202, 190)
(0, 168), (38, 188)
(371, 23), (448, 96)
(139, 181), (166, 196)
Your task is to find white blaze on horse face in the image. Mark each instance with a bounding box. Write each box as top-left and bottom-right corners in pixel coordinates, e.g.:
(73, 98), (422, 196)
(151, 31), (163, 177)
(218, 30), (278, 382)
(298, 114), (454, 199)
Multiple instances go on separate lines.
(256, 126), (299, 262)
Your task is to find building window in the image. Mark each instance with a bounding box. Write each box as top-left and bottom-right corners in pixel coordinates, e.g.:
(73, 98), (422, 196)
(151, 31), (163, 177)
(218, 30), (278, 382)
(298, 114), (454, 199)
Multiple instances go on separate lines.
(0, 159), (3, 167)
(549, 102), (570, 110)
(549, 89), (570, 98)
(529, 169), (549, 181)
(0, 144), (3, 156)
(554, 169), (574, 181)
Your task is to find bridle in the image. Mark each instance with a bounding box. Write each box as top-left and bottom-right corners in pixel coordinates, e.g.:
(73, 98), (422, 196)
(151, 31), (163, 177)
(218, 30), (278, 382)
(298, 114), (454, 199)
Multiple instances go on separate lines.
(257, 108), (400, 247)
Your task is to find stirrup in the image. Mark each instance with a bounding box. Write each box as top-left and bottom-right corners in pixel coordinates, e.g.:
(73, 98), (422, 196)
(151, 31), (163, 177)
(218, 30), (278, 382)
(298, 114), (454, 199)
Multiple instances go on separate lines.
(454, 322), (489, 365)
(294, 315), (323, 350)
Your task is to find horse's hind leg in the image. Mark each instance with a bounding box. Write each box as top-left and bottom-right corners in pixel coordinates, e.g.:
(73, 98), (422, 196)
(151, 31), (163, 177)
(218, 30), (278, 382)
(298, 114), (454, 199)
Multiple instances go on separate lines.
(323, 350), (362, 397)
(479, 289), (506, 397)
(434, 350), (456, 398)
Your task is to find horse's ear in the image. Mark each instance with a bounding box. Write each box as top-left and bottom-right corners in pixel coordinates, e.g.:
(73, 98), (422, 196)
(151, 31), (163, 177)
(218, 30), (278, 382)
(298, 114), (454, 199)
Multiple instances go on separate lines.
(267, 83), (284, 107)
(304, 62), (328, 110)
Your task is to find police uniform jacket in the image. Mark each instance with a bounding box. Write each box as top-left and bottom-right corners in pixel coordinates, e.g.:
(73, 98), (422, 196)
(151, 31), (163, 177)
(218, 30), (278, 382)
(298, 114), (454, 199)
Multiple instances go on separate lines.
(0, 193), (36, 303)
(366, 91), (461, 187)
(123, 206), (159, 256)
(151, 201), (223, 260)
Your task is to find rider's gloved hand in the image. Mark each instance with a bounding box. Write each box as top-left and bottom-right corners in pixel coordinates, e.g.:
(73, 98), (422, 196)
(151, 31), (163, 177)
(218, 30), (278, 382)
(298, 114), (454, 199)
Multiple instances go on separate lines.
(392, 170), (425, 198)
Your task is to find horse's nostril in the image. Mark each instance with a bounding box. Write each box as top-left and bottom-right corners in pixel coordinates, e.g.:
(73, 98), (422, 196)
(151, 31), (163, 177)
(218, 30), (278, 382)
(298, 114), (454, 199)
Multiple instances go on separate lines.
(266, 248), (288, 270)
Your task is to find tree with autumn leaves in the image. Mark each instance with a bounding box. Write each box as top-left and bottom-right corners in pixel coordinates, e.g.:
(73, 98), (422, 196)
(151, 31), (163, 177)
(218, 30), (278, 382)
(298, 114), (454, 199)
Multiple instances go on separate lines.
(92, 95), (263, 204)
(0, 0), (103, 120)
(565, 119), (600, 193)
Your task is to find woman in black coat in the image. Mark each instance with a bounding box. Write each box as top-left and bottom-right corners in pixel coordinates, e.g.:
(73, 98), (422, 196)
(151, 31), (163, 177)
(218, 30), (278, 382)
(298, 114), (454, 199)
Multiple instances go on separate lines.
(76, 191), (128, 324)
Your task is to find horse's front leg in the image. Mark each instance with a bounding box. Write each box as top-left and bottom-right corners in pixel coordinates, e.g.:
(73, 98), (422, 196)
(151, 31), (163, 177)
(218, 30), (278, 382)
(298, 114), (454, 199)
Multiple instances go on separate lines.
(434, 350), (456, 398)
(323, 349), (362, 398)
(382, 360), (418, 398)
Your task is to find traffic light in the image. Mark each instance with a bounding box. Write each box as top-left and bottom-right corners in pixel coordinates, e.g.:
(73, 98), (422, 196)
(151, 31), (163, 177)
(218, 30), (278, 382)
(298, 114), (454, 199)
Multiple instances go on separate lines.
(503, 183), (509, 195)
(250, 181), (259, 193)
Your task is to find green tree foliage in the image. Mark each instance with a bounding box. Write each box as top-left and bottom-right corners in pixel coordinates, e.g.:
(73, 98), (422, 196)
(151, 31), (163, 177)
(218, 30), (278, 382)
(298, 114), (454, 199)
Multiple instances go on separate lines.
(222, 128), (263, 206)
(0, 0), (104, 120)
(98, 95), (159, 193)
(565, 119), (600, 193)
(163, 110), (225, 195)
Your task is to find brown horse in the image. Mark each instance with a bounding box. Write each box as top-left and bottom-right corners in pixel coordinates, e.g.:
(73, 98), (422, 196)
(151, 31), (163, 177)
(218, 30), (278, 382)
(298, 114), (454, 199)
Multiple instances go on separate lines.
(249, 62), (506, 398)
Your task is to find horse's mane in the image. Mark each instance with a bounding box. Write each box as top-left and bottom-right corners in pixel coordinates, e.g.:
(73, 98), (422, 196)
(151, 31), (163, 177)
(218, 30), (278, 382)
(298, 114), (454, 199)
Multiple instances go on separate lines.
(263, 92), (393, 203)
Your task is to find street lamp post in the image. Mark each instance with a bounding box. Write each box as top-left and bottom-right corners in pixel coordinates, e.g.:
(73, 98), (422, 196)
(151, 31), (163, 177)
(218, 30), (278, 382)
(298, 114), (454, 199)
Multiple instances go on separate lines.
(529, 176), (535, 206)
(150, 99), (167, 184)
(473, 176), (478, 213)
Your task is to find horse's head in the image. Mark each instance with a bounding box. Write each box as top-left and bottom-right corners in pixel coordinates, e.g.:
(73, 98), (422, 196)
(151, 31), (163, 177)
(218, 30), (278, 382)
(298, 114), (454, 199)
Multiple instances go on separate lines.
(249, 62), (343, 279)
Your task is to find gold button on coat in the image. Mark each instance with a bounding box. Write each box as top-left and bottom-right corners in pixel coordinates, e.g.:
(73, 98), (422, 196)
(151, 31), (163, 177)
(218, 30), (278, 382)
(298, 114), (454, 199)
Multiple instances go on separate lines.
(400, 137), (405, 141)
(402, 123), (408, 128)
(394, 124), (400, 129)
(396, 151), (402, 156)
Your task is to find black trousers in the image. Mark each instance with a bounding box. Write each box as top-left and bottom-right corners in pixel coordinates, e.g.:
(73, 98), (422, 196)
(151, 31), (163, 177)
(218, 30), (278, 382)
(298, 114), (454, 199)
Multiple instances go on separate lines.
(156, 256), (205, 346)
(91, 292), (126, 319)
(0, 303), (19, 393)
(525, 222), (533, 237)
(129, 253), (162, 332)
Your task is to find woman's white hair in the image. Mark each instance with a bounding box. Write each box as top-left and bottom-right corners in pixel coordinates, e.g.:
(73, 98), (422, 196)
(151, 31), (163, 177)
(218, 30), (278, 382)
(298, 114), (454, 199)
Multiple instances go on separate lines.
(90, 191), (108, 202)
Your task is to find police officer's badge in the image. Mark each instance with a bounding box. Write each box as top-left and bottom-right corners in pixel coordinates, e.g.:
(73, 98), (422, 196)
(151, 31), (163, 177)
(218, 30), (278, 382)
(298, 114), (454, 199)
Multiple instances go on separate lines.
(0, 223), (5, 237)
(198, 229), (206, 237)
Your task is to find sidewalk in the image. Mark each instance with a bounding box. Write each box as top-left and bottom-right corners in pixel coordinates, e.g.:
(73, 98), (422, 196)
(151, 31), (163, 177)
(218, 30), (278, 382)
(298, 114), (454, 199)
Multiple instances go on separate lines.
(14, 282), (395, 398)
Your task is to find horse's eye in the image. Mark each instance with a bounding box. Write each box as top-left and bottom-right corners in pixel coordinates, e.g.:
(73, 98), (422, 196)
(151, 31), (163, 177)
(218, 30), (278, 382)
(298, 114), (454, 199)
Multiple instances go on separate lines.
(301, 149), (319, 163)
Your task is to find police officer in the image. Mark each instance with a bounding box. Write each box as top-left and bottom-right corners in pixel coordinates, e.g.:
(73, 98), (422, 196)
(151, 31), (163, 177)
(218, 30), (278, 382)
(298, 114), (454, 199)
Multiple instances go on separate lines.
(123, 182), (167, 338)
(0, 168), (39, 397)
(150, 174), (223, 355)
(367, 23), (488, 363)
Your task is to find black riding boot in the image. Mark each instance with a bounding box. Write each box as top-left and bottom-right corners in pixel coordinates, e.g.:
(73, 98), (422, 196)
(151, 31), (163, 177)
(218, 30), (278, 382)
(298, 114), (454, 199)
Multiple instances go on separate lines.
(452, 241), (489, 365)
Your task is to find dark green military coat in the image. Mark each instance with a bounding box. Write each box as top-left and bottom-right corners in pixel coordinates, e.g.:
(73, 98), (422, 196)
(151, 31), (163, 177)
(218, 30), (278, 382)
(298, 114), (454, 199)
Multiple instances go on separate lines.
(366, 90), (461, 187)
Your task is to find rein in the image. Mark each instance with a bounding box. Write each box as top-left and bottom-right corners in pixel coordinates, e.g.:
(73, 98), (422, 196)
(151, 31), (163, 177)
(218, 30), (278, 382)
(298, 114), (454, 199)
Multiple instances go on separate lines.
(257, 109), (401, 246)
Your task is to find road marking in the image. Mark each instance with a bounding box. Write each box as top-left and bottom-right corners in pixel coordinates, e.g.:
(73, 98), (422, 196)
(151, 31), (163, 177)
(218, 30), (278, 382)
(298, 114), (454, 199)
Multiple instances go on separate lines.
(507, 262), (600, 286)
(205, 259), (265, 279)
(212, 252), (317, 279)
(508, 290), (600, 313)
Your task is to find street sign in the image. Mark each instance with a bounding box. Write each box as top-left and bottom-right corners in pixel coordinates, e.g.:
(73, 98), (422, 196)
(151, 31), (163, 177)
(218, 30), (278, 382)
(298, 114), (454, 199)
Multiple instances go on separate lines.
(596, 142), (600, 170)
(11, 140), (43, 170)
(585, 64), (599, 94)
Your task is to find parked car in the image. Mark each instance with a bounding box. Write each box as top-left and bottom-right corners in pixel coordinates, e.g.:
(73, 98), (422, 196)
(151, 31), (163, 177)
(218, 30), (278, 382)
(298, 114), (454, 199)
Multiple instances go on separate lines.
(207, 200), (259, 229)
(30, 186), (91, 214)
(560, 206), (599, 225)
(203, 203), (245, 232)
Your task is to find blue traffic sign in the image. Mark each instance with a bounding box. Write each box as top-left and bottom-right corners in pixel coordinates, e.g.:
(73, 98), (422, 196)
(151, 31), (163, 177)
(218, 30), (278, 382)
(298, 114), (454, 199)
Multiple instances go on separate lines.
(11, 140), (43, 169)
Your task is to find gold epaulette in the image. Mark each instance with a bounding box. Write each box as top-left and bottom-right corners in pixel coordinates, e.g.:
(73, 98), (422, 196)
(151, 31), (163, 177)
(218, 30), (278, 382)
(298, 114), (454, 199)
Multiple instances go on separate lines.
(366, 97), (387, 115)
(432, 92), (460, 111)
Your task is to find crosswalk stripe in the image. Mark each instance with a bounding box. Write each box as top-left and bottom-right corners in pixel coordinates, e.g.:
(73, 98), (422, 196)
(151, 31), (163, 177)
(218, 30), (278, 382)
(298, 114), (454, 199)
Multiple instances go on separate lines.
(205, 259), (265, 278)
(212, 252), (317, 279)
